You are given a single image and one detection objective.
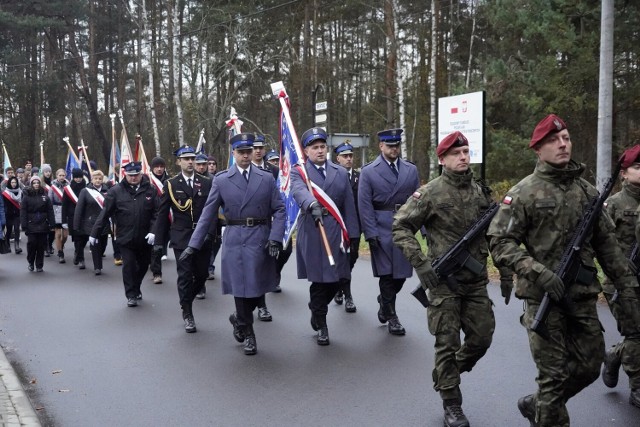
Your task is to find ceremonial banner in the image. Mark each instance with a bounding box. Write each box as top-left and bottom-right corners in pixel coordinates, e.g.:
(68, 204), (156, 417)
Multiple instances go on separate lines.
(119, 129), (133, 180)
(2, 143), (12, 171)
(108, 133), (121, 185)
(137, 138), (163, 196)
(195, 128), (206, 155)
(225, 107), (242, 168)
(64, 143), (81, 181)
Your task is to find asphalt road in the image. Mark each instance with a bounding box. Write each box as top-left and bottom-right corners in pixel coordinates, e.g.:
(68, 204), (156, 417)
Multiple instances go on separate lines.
(0, 248), (638, 426)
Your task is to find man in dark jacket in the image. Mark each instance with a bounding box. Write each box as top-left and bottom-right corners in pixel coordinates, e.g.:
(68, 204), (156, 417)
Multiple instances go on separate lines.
(63, 168), (87, 268)
(149, 156), (169, 284)
(90, 162), (159, 307)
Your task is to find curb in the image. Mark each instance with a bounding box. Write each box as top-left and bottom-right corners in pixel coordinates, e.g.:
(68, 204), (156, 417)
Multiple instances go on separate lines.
(0, 347), (41, 426)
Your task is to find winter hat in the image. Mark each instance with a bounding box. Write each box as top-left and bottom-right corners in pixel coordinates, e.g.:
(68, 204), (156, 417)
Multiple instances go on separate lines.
(151, 156), (166, 168)
(72, 168), (84, 179)
(30, 175), (41, 185)
(41, 164), (52, 174)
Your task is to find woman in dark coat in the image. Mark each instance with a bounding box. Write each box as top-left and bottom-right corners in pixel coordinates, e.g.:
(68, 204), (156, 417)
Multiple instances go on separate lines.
(74, 170), (110, 274)
(63, 168), (86, 268)
(20, 175), (55, 272)
(2, 176), (23, 254)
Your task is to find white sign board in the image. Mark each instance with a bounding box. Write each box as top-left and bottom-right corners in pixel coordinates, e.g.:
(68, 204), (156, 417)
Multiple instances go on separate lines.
(437, 91), (484, 164)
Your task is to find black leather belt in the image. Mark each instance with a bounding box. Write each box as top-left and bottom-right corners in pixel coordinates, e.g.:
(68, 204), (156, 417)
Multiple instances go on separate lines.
(226, 218), (269, 226)
(372, 202), (403, 212)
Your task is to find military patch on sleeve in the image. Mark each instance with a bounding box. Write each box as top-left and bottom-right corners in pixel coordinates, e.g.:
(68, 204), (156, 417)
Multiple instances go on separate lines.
(503, 195), (513, 205)
(412, 191), (422, 199)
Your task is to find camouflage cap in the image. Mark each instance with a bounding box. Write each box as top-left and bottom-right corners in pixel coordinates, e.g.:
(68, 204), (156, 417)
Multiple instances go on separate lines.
(530, 114), (567, 148)
(437, 131), (468, 157)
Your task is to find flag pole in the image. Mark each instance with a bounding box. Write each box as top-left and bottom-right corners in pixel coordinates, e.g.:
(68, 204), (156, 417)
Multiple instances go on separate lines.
(79, 139), (93, 175)
(273, 85), (335, 266)
(39, 140), (45, 168)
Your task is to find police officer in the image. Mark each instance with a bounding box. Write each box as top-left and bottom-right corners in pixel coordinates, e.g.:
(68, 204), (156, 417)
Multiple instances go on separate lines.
(600, 144), (640, 407)
(183, 133), (285, 355)
(153, 146), (212, 333)
(194, 153), (209, 177)
(393, 131), (510, 427)
(91, 162), (159, 307)
(358, 128), (419, 335)
(488, 114), (640, 427)
(332, 141), (360, 313)
(265, 150), (279, 168)
(291, 127), (360, 346)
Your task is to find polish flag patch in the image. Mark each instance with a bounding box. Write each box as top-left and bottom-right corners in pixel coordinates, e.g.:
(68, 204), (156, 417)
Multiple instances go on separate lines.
(503, 196), (513, 205)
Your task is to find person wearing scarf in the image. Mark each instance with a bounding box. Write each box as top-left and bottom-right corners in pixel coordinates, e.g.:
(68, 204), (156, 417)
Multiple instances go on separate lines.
(74, 170), (110, 274)
(21, 175), (55, 272)
(2, 176), (23, 254)
(63, 168), (86, 268)
(48, 168), (69, 262)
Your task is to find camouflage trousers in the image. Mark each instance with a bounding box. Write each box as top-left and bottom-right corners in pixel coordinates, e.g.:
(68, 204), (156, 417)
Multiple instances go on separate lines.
(427, 283), (495, 401)
(604, 291), (640, 390)
(523, 298), (604, 427)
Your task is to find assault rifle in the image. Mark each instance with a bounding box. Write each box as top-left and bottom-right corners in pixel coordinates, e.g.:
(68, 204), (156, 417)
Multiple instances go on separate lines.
(412, 202), (500, 308)
(530, 161), (621, 339)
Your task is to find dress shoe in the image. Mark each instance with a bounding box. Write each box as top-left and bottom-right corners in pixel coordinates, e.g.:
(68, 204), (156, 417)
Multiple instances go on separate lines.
(602, 345), (621, 388)
(517, 394), (537, 427)
(258, 307), (272, 322)
(243, 325), (257, 355)
(195, 287), (206, 299)
(58, 250), (65, 263)
(345, 296), (357, 313)
(79, 260), (86, 270)
(377, 295), (387, 323)
(387, 316), (406, 335)
(443, 400), (469, 427)
(334, 290), (344, 305)
(15, 247), (22, 254)
(94, 269), (102, 275)
(317, 327), (330, 346)
(44, 251), (50, 257)
(28, 263), (34, 272)
(36, 267), (43, 273)
(229, 313), (245, 343)
(127, 298), (138, 307)
(273, 285), (282, 293)
(183, 314), (197, 333)
(114, 258), (123, 266)
(153, 275), (162, 284)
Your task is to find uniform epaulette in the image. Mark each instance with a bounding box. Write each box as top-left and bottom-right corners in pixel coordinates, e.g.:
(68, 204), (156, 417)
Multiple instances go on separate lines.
(403, 159), (416, 165)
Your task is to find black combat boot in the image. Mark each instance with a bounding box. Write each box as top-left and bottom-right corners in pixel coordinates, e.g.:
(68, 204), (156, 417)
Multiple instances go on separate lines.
(316, 315), (330, 346)
(243, 325), (257, 355)
(229, 313), (245, 342)
(182, 306), (197, 333)
(14, 239), (22, 254)
(79, 259), (86, 270)
(602, 345), (621, 388)
(383, 304), (405, 335)
(333, 290), (344, 305)
(443, 398), (469, 427)
(630, 389), (640, 408)
(377, 295), (387, 323)
(517, 394), (537, 427)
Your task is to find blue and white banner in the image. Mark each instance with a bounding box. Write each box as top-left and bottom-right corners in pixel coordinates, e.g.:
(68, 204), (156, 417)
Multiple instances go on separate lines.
(278, 103), (302, 248)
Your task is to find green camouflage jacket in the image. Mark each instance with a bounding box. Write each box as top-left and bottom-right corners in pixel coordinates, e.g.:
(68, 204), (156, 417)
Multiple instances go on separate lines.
(488, 159), (635, 302)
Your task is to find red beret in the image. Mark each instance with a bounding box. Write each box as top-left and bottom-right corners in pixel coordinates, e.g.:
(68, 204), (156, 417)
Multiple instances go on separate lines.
(437, 131), (469, 157)
(621, 145), (640, 169)
(530, 114), (567, 148)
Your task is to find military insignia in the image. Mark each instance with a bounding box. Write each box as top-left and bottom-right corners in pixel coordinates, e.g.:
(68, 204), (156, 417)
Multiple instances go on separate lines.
(146, 196), (151, 200)
(412, 191), (421, 199)
(503, 195), (513, 205)
(554, 119), (562, 130)
(603, 202), (607, 208)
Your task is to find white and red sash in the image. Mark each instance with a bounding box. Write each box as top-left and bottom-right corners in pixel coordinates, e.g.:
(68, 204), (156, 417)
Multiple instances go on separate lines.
(85, 188), (105, 209)
(50, 183), (65, 201)
(148, 173), (164, 196)
(63, 185), (78, 204)
(295, 164), (350, 252)
(2, 189), (21, 210)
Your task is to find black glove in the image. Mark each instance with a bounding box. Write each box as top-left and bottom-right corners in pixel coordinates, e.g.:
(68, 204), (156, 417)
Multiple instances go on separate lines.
(178, 246), (197, 262)
(367, 237), (380, 251)
(153, 244), (164, 254)
(500, 276), (514, 305)
(267, 240), (283, 258)
(309, 201), (323, 225)
(535, 267), (565, 302)
(415, 261), (439, 290)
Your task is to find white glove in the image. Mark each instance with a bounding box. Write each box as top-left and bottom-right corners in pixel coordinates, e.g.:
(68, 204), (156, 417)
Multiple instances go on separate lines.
(62, 223), (69, 230)
(145, 233), (155, 245)
(89, 237), (99, 246)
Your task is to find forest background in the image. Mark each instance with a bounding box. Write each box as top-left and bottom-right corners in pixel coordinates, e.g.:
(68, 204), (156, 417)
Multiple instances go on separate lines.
(1, 0), (639, 190)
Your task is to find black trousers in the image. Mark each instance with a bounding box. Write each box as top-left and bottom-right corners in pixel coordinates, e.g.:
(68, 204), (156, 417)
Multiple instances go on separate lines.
(120, 244), (152, 299)
(150, 241), (167, 276)
(112, 235), (121, 259)
(309, 281), (341, 316)
(74, 235), (88, 261)
(379, 275), (406, 306)
(89, 235), (109, 270)
(174, 246), (210, 308)
(235, 296), (262, 326)
(26, 233), (47, 268)
(5, 216), (20, 242)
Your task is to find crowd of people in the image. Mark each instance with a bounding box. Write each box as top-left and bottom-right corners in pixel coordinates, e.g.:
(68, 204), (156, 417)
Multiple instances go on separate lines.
(2, 116), (640, 427)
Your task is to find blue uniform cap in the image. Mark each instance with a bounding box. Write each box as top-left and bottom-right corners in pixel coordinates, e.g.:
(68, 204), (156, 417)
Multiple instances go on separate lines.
(174, 145), (196, 158)
(377, 128), (403, 145)
(230, 133), (255, 150)
(123, 162), (142, 175)
(195, 153), (208, 163)
(265, 150), (280, 161)
(253, 133), (266, 147)
(334, 142), (354, 155)
(301, 127), (327, 148)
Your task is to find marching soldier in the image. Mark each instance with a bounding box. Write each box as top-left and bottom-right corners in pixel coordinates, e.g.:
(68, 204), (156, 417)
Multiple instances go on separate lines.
(600, 144), (640, 408)
(488, 114), (640, 427)
(291, 127), (360, 345)
(332, 141), (360, 312)
(393, 131), (510, 427)
(183, 133), (285, 355)
(358, 128), (419, 335)
(153, 146), (212, 333)
(91, 162), (159, 307)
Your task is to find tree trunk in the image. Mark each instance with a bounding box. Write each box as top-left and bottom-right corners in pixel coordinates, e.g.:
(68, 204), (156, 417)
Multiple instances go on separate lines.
(429, 0), (438, 178)
(172, 0), (185, 147)
(141, 0), (161, 156)
(384, 0), (397, 128)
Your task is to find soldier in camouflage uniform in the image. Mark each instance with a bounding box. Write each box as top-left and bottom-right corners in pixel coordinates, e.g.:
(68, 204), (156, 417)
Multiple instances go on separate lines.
(600, 144), (640, 408)
(392, 131), (512, 427)
(488, 114), (640, 427)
